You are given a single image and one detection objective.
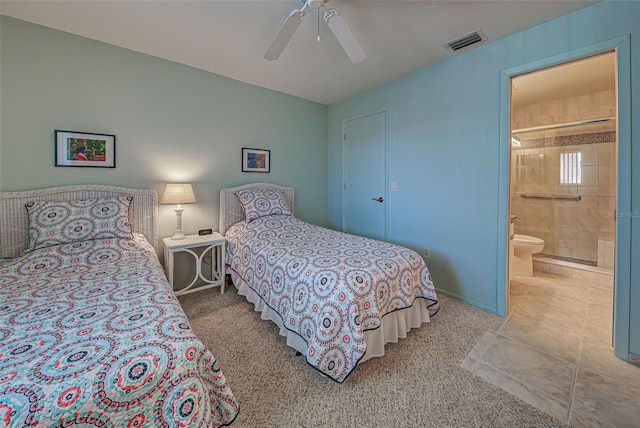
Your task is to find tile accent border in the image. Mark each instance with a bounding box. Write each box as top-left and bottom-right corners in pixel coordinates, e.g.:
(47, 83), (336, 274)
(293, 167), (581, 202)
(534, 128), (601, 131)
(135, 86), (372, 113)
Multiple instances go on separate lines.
(516, 131), (616, 149)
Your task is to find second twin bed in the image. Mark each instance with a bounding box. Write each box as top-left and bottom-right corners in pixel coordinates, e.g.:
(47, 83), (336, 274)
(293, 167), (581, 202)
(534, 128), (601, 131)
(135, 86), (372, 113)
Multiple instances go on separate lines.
(220, 182), (439, 382)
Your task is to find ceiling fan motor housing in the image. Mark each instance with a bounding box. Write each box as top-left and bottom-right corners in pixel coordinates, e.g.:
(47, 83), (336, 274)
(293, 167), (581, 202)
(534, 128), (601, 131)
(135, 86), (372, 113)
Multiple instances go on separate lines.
(265, 0), (365, 63)
(308, 0), (328, 9)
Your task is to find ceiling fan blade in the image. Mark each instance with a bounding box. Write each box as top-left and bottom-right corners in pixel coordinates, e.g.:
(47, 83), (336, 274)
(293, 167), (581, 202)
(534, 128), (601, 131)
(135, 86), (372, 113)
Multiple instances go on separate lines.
(264, 9), (306, 61)
(324, 9), (366, 64)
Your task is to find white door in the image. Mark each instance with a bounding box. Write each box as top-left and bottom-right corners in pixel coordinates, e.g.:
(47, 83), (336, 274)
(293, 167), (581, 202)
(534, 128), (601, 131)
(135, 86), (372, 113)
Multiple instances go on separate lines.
(343, 110), (387, 241)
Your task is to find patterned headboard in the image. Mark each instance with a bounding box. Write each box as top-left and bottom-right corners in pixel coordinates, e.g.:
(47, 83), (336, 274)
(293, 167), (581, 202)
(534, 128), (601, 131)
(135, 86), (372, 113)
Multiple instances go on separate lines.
(219, 182), (295, 235)
(0, 185), (159, 258)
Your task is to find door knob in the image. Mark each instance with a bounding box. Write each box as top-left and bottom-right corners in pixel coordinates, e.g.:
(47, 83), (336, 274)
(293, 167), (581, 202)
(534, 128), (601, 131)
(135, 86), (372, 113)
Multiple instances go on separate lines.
(372, 197), (384, 203)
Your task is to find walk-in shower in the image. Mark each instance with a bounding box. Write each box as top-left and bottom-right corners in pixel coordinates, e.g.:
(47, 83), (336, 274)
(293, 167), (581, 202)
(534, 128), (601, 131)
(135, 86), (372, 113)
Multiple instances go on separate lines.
(509, 52), (617, 275)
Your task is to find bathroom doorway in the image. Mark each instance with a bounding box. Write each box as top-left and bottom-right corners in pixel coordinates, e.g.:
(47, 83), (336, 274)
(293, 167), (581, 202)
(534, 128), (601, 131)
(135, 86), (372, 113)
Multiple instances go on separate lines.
(507, 51), (618, 315)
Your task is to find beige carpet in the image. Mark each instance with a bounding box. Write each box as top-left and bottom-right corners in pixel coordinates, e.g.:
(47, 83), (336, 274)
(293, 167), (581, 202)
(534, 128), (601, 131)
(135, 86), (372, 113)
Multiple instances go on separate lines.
(178, 287), (562, 427)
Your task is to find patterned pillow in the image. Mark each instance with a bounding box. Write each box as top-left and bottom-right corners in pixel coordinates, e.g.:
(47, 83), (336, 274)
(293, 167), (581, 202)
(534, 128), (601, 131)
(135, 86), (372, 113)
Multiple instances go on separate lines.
(24, 196), (134, 252)
(235, 189), (291, 223)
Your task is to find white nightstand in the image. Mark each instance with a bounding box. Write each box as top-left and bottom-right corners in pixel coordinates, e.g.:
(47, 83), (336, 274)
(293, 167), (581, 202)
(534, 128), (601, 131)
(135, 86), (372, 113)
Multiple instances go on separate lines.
(163, 233), (226, 296)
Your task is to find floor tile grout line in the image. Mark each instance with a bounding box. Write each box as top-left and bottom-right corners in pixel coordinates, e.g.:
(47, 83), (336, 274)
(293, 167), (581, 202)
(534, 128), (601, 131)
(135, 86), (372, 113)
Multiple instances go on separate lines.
(514, 300), (586, 338)
(467, 350), (572, 424)
(504, 273), (623, 427)
(507, 280), (584, 365)
(519, 294), (587, 321)
(470, 286), (582, 382)
(566, 281), (591, 425)
(511, 273), (592, 425)
(493, 329), (579, 373)
(496, 325), (582, 366)
(492, 306), (578, 424)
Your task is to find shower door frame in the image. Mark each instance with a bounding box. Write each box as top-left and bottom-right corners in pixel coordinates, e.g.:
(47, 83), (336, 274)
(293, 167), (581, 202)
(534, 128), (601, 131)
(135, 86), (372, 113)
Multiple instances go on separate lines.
(497, 36), (632, 362)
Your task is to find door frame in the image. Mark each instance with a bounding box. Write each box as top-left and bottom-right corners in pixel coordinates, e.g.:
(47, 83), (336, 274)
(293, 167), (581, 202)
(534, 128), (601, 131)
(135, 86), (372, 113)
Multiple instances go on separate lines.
(497, 36), (632, 362)
(342, 106), (389, 241)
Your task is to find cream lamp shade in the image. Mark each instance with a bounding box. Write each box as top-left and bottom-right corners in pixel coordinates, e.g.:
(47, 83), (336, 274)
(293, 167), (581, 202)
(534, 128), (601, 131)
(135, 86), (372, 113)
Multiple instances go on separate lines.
(161, 183), (196, 240)
(161, 183), (196, 205)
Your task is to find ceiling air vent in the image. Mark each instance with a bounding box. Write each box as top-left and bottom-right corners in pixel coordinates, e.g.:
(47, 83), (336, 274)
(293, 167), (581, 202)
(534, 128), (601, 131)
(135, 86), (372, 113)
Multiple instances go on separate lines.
(444, 30), (486, 53)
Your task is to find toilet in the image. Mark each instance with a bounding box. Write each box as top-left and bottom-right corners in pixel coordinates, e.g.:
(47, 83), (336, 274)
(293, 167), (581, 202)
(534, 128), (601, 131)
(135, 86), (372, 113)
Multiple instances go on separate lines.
(511, 234), (545, 277)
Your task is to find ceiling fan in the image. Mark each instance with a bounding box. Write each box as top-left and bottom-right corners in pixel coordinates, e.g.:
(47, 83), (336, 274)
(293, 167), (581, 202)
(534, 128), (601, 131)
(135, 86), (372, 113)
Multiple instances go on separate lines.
(264, 0), (366, 64)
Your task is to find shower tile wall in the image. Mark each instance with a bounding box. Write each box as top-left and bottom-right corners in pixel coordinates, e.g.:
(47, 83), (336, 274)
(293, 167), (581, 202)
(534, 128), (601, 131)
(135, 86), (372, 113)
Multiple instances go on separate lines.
(510, 90), (616, 268)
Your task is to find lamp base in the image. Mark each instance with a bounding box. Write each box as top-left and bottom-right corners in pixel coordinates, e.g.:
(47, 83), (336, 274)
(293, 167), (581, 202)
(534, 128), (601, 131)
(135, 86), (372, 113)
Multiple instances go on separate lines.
(171, 231), (187, 240)
(172, 207), (186, 240)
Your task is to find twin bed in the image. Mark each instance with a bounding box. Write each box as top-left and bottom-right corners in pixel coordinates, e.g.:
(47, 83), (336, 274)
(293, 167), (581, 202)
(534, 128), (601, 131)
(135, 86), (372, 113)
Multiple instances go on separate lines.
(0, 181), (439, 425)
(0, 185), (238, 427)
(220, 183), (439, 382)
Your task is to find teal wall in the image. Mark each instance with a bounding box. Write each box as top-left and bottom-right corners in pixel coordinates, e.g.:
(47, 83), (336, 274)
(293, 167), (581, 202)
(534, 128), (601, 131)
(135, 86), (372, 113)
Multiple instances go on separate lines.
(328, 1), (639, 357)
(0, 16), (329, 243)
(2, 3), (639, 358)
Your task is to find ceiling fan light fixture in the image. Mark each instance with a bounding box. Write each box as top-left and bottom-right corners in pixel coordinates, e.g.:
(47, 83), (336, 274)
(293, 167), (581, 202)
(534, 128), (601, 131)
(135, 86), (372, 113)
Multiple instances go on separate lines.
(308, 0), (327, 9)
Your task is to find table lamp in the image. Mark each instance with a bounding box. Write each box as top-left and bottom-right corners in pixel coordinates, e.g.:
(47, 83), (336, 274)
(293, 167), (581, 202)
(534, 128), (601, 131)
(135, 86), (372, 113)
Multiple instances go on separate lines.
(161, 183), (196, 240)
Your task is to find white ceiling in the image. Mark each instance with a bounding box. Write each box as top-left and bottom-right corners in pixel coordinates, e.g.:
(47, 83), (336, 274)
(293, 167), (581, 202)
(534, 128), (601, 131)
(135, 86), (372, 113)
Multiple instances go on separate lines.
(512, 51), (616, 107)
(1, 0), (597, 105)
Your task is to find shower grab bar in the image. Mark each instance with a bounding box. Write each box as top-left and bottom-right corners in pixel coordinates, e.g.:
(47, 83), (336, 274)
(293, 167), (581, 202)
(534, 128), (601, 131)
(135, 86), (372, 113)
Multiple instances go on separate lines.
(520, 193), (582, 201)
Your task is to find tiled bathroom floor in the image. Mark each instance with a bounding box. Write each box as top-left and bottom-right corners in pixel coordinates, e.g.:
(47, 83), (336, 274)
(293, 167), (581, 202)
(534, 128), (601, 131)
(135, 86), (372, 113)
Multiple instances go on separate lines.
(462, 271), (640, 427)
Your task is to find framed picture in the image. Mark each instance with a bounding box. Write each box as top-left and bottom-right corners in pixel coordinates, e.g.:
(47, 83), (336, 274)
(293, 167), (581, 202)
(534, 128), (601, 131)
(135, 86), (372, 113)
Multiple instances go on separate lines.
(242, 148), (270, 173)
(55, 130), (116, 168)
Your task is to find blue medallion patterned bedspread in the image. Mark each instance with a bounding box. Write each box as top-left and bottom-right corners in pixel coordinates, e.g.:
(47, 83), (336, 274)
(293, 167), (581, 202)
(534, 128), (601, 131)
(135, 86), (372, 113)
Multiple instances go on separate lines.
(0, 236), (238, 427)
(225, 215), (439, 382)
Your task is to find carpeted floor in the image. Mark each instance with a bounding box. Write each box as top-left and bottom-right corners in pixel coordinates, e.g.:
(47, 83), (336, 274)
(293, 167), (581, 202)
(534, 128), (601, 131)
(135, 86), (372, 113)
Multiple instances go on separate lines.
(178, 287), (563, 427)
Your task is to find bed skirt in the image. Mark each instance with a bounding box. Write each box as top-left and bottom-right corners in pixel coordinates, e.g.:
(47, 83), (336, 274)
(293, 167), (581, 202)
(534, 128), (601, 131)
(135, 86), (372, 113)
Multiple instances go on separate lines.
(230, 271), (431, 364)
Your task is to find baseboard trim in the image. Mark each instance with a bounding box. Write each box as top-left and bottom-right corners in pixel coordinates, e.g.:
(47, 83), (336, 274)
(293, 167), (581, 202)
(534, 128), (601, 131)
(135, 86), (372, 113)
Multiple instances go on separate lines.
(435, 288), (498, 315)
